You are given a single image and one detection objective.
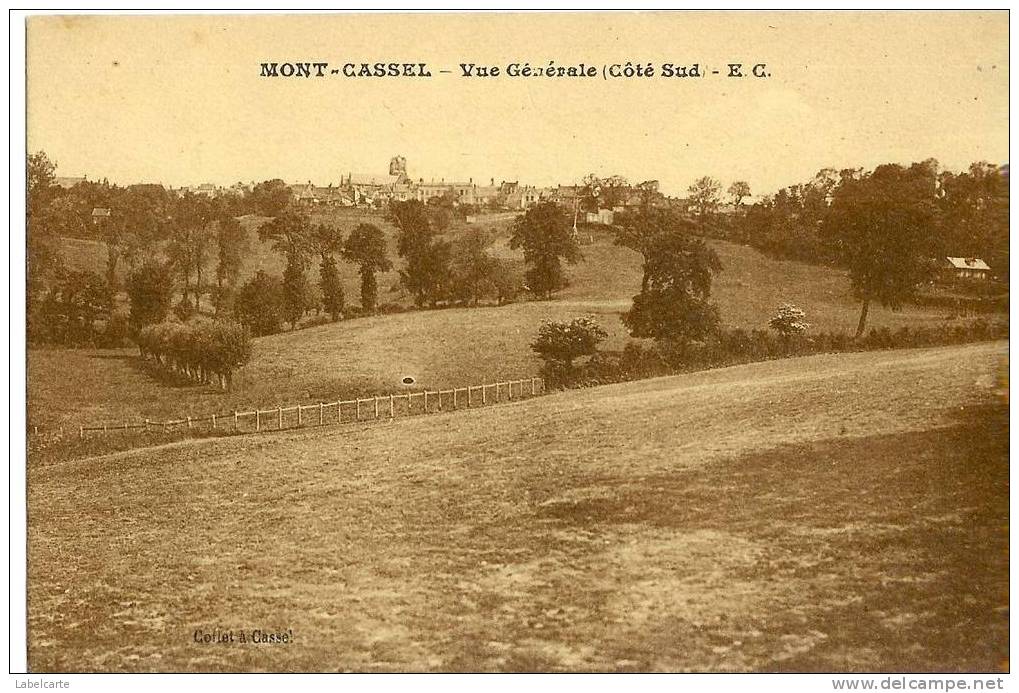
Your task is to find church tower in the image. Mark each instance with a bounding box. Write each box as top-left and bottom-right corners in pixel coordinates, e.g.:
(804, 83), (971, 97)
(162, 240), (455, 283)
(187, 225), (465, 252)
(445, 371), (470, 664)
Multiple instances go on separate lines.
(389, 155), (408, 183)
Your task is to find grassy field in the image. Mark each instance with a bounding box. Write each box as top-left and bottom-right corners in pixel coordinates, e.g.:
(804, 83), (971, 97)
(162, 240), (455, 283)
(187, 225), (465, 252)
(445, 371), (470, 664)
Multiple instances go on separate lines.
(34, 220), (995, 431)
(27, 342), (1009, 672)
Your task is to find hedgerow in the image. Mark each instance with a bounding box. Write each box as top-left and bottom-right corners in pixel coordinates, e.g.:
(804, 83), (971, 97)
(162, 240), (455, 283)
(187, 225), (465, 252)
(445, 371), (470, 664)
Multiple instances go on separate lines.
(137, 319), (252, 390)
(545, 319), (1008, 389)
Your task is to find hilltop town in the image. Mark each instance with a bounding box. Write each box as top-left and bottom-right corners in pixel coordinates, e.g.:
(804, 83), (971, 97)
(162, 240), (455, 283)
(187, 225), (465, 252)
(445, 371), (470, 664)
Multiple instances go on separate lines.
(57, 155), (681, 223)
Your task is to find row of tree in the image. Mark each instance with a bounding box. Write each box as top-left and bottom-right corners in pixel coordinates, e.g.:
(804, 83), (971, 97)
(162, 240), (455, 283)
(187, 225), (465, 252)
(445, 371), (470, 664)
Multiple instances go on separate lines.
(136, 319), (252, 390)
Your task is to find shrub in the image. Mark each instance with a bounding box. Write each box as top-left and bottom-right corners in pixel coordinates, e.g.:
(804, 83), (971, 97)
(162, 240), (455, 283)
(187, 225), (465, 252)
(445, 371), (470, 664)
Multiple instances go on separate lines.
(531, 315), (608, 370)
(769, 303), (810, 336)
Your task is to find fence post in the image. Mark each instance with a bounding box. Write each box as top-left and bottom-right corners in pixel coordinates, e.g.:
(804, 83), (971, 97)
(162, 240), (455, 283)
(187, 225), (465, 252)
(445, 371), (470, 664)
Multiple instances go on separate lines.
(277, 406), (283, 430)
(338, 401), (342, 424)
(468, 386), (473, 408)
(212, 414), (217, 429)
(103, 423), (108, 433)
(186, 417), (192, 430)
(234, 411), (238, 430)
(355, 399), (360, 421)
(144, 419), (150, 431)
(389, 394), (395, 418)
(79, 426), (84, 440)
(298, 405), (303, 427)
(508, 381), (513, 400)
(256, 410), (261, 432)
(374, 396), (379, 419)
(531, 377), (537, 396)
(424, 391), (428, 413)
(319, 402), (324, 426)
(438, 391), (443, 411)
(453, 389), (458, 410)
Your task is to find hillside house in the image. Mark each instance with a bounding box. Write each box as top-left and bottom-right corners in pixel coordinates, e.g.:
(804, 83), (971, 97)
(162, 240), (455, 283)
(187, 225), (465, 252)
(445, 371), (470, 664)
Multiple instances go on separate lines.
(941, 257), (992, 282)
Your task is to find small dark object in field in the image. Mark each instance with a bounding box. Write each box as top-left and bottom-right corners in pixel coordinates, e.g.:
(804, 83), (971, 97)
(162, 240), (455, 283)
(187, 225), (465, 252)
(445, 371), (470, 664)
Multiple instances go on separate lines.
(402, 376), (416, 385)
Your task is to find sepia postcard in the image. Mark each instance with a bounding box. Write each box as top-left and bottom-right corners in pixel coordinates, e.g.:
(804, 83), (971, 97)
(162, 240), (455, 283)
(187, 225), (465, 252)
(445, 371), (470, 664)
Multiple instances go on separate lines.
(17, 9), (1009, 682)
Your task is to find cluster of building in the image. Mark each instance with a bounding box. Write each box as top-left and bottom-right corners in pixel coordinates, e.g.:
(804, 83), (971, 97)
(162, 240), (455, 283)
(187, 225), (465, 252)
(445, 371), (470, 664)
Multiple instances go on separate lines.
(282, 155), (559, 211)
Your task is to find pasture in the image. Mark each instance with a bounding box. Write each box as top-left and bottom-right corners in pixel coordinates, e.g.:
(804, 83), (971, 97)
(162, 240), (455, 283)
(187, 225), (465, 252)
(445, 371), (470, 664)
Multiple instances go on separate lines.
(34, 223), (988, 433)
(27, 342), (1009, 671)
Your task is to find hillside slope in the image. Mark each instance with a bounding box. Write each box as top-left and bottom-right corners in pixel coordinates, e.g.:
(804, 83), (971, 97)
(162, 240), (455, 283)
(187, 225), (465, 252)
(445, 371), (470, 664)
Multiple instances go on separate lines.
(28, 342), (1008, 672)
(34, 228), (990, 430)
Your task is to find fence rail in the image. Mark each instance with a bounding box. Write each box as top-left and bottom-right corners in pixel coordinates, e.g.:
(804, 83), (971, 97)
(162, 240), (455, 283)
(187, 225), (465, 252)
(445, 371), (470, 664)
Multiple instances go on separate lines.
(29, 376), (546, 442)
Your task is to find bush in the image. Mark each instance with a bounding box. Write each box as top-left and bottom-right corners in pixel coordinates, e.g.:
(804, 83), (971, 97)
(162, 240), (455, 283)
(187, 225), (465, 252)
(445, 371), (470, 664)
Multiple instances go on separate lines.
(531, 315), (608, 370)
(769, 303), (810, 336)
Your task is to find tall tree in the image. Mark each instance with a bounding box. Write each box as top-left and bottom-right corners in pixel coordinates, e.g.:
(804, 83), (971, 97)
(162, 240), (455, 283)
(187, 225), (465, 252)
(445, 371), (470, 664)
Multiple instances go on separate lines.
(248, 178), (293, 217)
(450, 229), (500, 306)
(388, 200), (450, 307)
(213, 215), (249, 315)
(126, 260), (175, 334)
(26, 151), (64, 304)
(687, 176), (723, 218)
(822, 162), (939, 337)
(509, 202), (581, 300)
(621, 233), (722, 343)
(258, 207), (314, 267)
(342, 223), (391, 312)
(728, 180), (751, 209)
(166, 192), (216, 310)
(281, 257), (310, 329)
(319, 256), (345, 320)
(40, 270), (111, 346)
(614, 207), (692, 293)
(235, 270), (284, 336)
(580, 174), (629, 212)
(311, 222), (344, 262)
(310, 222), (345, 317)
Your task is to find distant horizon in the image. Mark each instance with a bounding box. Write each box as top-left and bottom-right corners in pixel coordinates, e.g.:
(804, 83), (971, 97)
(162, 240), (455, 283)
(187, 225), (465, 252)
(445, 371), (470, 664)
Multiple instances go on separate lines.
(41, 152), (1009, 201)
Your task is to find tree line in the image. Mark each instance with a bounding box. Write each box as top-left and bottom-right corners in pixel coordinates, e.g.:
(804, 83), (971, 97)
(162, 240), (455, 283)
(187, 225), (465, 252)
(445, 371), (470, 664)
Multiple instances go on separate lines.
(683, 161), (1008, 281)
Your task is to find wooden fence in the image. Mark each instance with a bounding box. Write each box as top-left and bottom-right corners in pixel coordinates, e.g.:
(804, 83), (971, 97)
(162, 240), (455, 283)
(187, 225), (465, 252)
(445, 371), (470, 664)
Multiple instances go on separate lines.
(36, 377), (545, 441)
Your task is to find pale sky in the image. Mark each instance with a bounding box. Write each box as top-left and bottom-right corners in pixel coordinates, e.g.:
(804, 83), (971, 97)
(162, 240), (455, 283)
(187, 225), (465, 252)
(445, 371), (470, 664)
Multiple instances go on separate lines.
(26, 11), (1009, 198)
